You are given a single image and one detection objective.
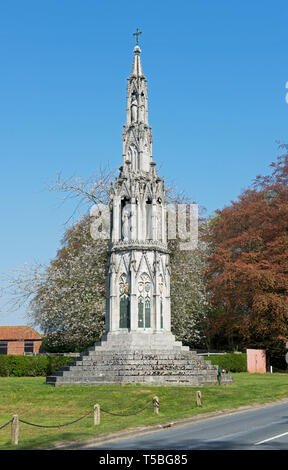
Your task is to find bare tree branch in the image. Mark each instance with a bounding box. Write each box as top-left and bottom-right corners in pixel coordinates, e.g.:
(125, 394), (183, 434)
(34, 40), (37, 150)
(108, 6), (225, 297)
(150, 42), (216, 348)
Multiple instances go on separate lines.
(46, 166), (116, 224)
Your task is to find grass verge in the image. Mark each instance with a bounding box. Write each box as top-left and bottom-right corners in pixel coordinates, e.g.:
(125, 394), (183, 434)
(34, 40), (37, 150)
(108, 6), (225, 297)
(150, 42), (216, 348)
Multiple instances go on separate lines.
(0, 373), (288, 450)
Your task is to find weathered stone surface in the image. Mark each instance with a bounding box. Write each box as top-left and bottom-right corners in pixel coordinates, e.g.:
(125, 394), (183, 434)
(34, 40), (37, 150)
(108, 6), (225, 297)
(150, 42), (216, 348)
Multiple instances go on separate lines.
(46, 333), (233, 386)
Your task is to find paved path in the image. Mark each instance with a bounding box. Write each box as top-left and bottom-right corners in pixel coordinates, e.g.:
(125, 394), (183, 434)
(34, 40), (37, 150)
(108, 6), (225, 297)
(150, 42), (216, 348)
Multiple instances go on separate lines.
(83, 400), (288, 450)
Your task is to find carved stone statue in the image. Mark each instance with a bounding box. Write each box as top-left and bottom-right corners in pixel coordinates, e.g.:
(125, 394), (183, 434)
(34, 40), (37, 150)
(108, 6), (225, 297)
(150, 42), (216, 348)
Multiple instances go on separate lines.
(156, 204), (162, 240)
(138, 92), (145, 122)
(131, 95), (138, 123)
(122, 204), (132, 240)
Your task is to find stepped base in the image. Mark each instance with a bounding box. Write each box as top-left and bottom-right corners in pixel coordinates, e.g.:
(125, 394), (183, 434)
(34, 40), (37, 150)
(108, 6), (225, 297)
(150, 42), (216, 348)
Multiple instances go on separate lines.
(46, 331), (233, 386)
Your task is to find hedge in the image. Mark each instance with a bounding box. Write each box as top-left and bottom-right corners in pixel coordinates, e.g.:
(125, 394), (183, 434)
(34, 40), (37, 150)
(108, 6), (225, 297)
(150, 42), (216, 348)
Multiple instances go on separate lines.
(0, 353), (248, 376)
(0, 355), (72, 377)
(204, 353), (247, 373)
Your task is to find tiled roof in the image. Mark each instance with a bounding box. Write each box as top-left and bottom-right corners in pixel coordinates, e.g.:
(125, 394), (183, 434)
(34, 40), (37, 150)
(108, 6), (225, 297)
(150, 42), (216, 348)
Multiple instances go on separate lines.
(0, 326), (42, 341)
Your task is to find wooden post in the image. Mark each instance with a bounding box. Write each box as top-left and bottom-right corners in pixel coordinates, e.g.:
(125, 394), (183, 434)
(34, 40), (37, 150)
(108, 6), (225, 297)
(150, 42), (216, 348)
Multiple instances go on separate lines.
(153, 396), (159, 414)
(196, 391), (202, 407)
(11, 414), (19, 445)
(94, 404), (100, 425)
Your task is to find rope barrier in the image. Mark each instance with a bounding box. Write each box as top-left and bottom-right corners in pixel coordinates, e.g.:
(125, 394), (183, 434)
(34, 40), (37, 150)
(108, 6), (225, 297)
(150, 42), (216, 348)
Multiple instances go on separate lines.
(101, 400), (152, 417)
(0, 419), (12, 430)
(15, 399), (151, 427)
(1, 399), (152, 432)
(2, 396), (157, 444)
(18, 411), (92, 428)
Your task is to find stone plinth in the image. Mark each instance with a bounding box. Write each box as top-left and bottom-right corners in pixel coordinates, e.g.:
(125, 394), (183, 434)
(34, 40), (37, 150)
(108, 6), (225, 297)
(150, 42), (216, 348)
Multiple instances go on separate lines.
(46, 332), (233, 386)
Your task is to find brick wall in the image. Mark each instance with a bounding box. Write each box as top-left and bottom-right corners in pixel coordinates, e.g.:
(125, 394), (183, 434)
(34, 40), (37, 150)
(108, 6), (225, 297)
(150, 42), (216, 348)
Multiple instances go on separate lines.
(33, 341), (41, 354)
(6, 340), (42, 355)
(7, 341), (25, 355)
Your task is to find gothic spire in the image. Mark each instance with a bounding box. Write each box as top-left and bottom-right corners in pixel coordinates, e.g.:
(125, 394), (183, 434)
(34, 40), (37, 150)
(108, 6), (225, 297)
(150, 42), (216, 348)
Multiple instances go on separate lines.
(122, 41), (153, 174)
(131, 45), (144, 78)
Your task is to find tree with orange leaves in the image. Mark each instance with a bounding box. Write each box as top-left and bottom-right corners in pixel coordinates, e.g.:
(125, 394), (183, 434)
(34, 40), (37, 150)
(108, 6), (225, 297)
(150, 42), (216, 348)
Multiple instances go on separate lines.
(205, 147), (288, 365)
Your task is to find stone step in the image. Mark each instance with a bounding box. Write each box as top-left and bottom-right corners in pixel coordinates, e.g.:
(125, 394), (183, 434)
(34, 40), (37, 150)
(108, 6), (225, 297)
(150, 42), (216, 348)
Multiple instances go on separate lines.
(47, 374), (215, 386)
(81, 348), (197, 356)
(46, 342), (232, 386)
(71, 354), (209, 362)
(79, 354), (200, 364)
(52, 367), (218, 379)
(59, 362), (216, 374)
(60, 356), (216, 373)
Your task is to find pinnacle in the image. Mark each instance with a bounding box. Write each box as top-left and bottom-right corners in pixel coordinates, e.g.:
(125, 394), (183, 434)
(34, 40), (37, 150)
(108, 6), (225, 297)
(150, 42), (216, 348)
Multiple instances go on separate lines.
(133, 45), (141, 54)
(131, 47), (144, 78)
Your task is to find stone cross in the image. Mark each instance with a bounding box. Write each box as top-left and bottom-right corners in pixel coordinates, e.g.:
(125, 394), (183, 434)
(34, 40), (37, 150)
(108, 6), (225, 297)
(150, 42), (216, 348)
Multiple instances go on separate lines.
(133, 28), (142, 45)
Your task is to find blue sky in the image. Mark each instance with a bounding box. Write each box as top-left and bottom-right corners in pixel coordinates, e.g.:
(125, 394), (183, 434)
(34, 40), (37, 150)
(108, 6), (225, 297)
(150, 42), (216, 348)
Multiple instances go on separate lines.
(0, 0), (287, 326)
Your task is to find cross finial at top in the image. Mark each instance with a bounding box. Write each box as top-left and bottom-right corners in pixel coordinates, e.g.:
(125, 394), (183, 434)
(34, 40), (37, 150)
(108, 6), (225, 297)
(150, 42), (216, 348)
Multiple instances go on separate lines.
(133, 28), (142, 45)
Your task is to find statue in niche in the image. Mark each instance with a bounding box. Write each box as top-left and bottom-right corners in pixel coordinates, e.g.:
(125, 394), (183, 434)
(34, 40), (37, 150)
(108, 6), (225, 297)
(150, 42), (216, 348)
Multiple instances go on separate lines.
(122, 204), (132, 240)
(138, 92), (145, 122)
(156, 203), (162, 240)
(146, 200), (152, 240)
(131, 94), (138, 123)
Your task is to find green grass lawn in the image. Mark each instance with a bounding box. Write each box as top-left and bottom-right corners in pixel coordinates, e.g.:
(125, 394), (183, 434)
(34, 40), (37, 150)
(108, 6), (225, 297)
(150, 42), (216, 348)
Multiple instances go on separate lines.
(1, 373), (288, 450)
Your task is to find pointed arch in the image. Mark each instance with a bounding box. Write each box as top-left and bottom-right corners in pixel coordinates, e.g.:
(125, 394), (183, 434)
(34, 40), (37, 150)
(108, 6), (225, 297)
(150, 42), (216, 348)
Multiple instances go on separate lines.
(119, 272), (130, 329)
(119, 182), (131, 199)
(136, 254), (153, 284)
(127, 144), (138, 171)
(137, 272), (151, 329)
(116, 254), (130, 280)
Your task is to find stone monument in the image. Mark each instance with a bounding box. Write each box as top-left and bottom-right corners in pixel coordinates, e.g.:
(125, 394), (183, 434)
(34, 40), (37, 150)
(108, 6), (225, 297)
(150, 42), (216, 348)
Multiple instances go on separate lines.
(46, 35), (233, 386)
